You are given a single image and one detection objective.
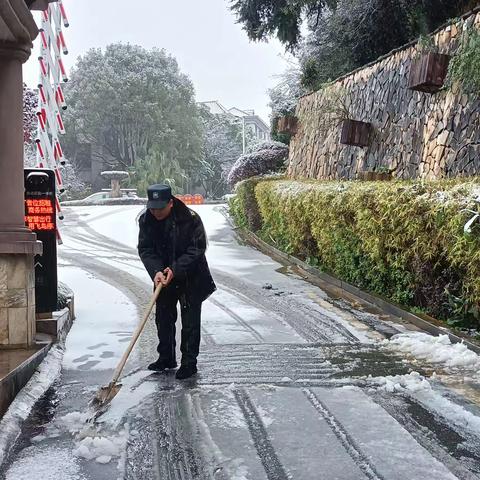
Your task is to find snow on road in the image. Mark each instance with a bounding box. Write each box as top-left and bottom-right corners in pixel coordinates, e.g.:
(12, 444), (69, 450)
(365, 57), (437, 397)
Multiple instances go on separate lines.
(61, 268), (139, 371)
(385, 331), (480, 371)
(2, 204), (480, 480)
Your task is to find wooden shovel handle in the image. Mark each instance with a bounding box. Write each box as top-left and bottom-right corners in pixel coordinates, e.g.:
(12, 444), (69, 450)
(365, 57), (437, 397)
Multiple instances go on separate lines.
(110, 281), (163, 385)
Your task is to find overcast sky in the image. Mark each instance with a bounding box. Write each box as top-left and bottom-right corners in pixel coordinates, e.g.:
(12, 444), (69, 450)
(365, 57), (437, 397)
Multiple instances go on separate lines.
(23, 0), (291, 123)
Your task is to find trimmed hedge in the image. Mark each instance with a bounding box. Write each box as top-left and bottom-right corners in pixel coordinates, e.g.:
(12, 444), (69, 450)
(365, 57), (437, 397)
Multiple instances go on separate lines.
(230, 177), (480, 330)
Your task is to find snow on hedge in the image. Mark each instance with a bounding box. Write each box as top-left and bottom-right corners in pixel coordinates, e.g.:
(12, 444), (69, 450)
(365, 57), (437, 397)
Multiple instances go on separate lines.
(228, 141), (289, 187)
(247, 140), (290, 154)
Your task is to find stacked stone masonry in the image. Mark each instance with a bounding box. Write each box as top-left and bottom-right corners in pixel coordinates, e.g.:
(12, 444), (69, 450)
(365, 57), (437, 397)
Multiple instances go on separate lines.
(0, 255), (36, 348)
(288, 11), (480, 181)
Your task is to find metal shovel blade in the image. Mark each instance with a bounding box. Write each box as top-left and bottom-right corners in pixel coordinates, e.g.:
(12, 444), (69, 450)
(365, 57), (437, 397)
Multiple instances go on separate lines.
(91, 382), (123, 408)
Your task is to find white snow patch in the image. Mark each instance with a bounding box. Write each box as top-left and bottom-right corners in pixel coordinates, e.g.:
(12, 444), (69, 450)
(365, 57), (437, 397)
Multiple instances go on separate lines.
(190, 393), (251, 480)
(0, 346), (63, 467)
(257, 405), (275, 427)
(48, 410), (129, 467)
(368, 372), (480, 437)
(73, 432), (127, 464)
(58, 411), (92, 433)
(209, 397), (246, 429)
(384, 332), (480, 371)
(67, 205), (143, 250)
(372, 371), (433, 394)
(4, 446), (84, 480)
(96, 370), (156, 428)
(60, 267), (139, 371)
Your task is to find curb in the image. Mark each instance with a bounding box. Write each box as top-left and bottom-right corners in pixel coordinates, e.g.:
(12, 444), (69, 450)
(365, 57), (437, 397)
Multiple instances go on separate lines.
(236, 225), (480, 355)
(0, 344), (51, 418)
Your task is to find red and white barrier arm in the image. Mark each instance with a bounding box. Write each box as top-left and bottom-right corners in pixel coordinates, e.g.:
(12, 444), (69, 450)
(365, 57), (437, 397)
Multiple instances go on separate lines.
(38, 75), (65, 136)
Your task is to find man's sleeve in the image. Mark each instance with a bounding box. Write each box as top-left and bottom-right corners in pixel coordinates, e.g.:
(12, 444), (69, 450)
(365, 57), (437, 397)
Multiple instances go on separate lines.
(171, 214), (206, 281)
(138, 217), (164, 280)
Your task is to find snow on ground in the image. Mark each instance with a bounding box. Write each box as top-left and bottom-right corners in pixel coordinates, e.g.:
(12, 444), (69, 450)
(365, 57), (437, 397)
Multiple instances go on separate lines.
(5, 446), (85, 480)
(378, 333), (480, 437)
(27, 408), (129, 471)
(368, 372), (480, 438)
(96, 370), (157, 428)
(372, 371), (433, 394)
(75, 205), (143, 250)
(384, 332), (480, 371)
(60, 267), (139, 371)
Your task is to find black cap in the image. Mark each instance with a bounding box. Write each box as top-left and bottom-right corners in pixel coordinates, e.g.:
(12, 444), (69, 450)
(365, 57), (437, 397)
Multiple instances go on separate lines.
(147, 184), (173, 209)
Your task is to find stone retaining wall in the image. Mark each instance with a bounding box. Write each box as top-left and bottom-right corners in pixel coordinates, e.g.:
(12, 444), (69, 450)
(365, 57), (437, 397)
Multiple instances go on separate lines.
(288, 10), (480, 181)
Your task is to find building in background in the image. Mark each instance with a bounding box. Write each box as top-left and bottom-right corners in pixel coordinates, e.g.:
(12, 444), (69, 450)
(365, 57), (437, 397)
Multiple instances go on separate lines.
(199, 101), (270, 143)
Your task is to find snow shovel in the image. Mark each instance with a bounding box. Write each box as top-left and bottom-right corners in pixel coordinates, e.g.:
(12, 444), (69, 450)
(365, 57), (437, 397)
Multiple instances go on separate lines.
(92, 281), (163, 409)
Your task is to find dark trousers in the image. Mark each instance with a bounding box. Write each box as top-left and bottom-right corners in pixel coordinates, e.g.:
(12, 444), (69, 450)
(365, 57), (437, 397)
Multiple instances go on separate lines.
(155, 296), (202, 367)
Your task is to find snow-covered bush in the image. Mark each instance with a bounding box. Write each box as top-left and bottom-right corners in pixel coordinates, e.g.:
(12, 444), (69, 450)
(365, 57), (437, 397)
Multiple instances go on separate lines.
(227, 142), (289, 187)
(246, 140), (289, 154)
(23, 84), (38, 167)
(61, 162), (90, 200)
(57, 282), (73, 310)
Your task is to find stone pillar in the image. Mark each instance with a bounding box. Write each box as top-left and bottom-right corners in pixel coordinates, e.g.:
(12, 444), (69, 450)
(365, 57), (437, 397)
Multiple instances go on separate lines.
(0, 0), (42, 348)
(111, 179), (121, 198)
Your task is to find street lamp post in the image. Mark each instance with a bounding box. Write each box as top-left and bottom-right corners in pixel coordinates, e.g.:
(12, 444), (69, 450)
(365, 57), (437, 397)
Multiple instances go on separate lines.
(242, 116), (246, 154)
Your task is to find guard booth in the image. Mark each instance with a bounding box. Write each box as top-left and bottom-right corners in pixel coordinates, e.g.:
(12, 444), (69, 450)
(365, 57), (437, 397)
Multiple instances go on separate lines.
(24, 169), (58, 314)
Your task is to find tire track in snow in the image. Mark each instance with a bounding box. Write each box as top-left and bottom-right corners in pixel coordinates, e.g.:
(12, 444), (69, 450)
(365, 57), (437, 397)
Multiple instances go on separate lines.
(213, 271), (350, 343)
(233, 388), (290, 480)
(213, 272), (327, 343)
(366, 391), (480, 480)
(201, 326), (217, 347)
(280, 295), (361, 344)
(65, 230), (137, 257)
(208, 296), (265, 343)
(155, 394), (205, 480)
(66, 207), (141, 254)
(303, 388), (386, 480)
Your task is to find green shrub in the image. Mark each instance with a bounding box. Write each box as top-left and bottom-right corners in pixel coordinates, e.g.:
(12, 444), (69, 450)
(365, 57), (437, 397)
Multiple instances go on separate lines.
(448, 27), (480, 95)
(231, 177), (480, 329)
(229, 177), (264, 231)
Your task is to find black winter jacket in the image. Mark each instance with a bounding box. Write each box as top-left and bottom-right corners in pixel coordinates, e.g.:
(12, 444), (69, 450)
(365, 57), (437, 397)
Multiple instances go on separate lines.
(138, 199), (216, 304)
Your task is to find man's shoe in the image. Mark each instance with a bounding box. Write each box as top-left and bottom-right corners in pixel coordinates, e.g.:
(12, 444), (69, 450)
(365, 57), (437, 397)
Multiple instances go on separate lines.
(175, 364), (197, 380)
(148, 359), (177, 372)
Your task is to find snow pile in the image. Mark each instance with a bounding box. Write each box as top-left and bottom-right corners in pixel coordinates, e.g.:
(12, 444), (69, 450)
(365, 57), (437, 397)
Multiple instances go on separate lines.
(53, 411), (129, 467)
(73, 431), (127, 465)
(372, 371), (433, 394)
(369, 372), (480, 436)
(58, 411), (92, 433)
(384, 332), (480, 371)
(0, 346), (63, 467)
